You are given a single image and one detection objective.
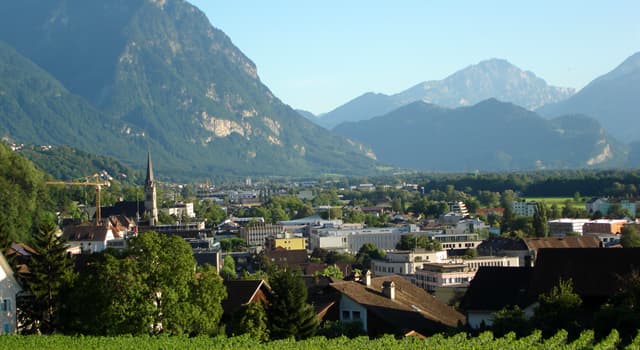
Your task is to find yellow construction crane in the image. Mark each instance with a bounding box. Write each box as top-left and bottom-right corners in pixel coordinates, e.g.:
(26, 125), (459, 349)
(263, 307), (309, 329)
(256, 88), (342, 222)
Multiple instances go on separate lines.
(46, 174), (111, 226)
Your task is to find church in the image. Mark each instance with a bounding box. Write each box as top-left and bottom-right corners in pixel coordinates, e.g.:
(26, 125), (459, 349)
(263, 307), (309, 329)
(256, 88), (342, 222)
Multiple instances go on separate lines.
(99, 151), (158, 227)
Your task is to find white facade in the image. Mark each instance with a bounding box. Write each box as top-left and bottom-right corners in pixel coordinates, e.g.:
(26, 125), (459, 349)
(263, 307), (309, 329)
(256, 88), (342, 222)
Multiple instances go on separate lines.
(66, 228), (116, 254)
(371, 250), (448, 276)
(426, 231), (483, 251)
(310, 225), (418, 253)
(0, 253), (21, 334)
(339, 295), (368, 331)
(414, 256), (520, 292)
(162, 202), (195, 219)
(547, 218), (591, 236)
(512, 201), (538, 217)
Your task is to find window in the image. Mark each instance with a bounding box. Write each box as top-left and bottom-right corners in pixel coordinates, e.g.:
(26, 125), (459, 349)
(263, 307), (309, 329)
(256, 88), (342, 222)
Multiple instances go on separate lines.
(342, 310), (350, 320)
(352, 311), (361, 320)
(1, 299), (10, 312)
(3, 323), (9, 334)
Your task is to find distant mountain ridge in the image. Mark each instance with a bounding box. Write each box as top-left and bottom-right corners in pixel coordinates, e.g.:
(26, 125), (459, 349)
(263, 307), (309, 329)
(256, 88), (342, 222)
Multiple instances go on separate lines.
(334, 99), (627, 171)
(318, 59), (574, 129)
(538, 51), (640, 143)
(0, 0), (378, 178)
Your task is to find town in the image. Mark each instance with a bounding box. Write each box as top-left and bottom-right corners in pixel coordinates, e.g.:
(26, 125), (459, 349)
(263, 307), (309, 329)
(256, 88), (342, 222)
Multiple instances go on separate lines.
(2, 147), (640, 347)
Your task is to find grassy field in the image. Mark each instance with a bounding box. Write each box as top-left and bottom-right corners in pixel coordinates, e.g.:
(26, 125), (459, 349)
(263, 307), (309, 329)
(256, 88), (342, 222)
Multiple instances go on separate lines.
(524, 197), (584, 209)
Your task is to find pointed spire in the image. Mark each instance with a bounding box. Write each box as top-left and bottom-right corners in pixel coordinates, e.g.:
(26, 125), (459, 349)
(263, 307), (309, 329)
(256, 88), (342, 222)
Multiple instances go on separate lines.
(145, 150), (154, 187)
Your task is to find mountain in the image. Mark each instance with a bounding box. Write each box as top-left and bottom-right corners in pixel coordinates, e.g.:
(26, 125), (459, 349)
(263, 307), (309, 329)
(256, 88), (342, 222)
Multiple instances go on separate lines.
(0, 0), (378, 178)
(295, 109), (318, 121)
(0, 40), (137, 155)
(538, 52), (640, 143)
(319, 59), (574, 129)
(333, 99), (627, 171)
(17, 144), (142, 182)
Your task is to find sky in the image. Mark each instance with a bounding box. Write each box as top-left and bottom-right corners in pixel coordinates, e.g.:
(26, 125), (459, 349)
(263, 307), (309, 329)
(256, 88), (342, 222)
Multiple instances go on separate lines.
(188, 1), (639, 115)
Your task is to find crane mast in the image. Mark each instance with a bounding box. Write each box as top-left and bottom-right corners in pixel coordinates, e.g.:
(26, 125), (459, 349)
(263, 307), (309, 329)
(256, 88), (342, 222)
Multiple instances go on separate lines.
(46, 175), (110, 226)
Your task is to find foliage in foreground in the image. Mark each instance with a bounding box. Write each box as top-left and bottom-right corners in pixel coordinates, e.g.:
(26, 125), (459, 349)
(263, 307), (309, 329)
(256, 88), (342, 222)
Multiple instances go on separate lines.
(0, 329), (636, 350)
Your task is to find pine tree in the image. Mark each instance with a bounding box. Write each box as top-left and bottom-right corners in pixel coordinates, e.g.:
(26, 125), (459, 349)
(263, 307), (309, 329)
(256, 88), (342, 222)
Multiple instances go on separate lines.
(267, 269), (318, 340)
(24, 219), (74, 334)
(232, 301), (269, 341)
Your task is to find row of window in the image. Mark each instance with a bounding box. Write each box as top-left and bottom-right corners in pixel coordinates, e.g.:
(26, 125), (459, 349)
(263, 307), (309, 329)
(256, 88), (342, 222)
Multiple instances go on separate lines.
(341, 310), (361, 321)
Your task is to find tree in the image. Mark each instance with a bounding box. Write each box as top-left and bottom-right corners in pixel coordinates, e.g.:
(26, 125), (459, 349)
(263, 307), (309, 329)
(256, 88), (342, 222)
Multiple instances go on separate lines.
(0, 143), (46, 247)
(317, 320), (366, 339)
(396, 235), (441, 251)
(532, 279), (583, 338)
(532, 203), (547, 237)
(267, 269), (319, 340)
(179, 264), (227, 336)
(231, 302), (269, 341)
(59, 232), (227, 336)
(22, 219), (75, 334)
(549, 203), (562, 219)
(220, 255), (238, 280)
(355, 243), (386, 270)
(319, 264), (344, 280)
(491, 306), (531, 338)
(621, 225), (640, 247)
(501, 205), (514, 234)
(595, 271), (640, 343)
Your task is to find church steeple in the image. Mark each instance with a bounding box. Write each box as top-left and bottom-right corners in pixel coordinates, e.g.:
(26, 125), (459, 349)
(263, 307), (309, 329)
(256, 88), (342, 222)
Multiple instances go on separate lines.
(144, 151), (158, 226)
(145, 150), (154, 187)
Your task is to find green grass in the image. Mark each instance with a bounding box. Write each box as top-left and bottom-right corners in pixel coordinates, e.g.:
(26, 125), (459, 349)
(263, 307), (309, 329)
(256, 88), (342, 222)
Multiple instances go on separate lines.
(525, 197), (584, 210)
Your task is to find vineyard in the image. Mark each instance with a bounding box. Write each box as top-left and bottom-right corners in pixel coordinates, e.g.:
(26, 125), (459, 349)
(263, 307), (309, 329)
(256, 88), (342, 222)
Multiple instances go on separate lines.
(0, 329), (638, 350)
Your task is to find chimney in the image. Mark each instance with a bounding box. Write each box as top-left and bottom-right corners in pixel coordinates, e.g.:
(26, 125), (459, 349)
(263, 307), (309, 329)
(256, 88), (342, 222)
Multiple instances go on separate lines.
(353, 270), (361, 282)
(382, 281), (396, 300)
(364, 270), (372, 287)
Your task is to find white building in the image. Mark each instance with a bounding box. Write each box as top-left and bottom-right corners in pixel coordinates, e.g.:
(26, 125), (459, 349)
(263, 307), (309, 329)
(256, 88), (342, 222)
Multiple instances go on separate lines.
(0, 252), (21, 334)
(62, 225), (118, 254)
(371, 249), (448, 276)
(414, 256), (520, 291)
(547, 218), (591, 236)
(512, 200), (538, 217)
(310, 225), (420, 253)
(161, 202), (195, 219)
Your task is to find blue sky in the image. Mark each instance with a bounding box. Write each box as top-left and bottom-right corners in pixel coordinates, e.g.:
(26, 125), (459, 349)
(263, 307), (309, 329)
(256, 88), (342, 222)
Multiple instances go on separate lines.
(189, 1), (639, 115)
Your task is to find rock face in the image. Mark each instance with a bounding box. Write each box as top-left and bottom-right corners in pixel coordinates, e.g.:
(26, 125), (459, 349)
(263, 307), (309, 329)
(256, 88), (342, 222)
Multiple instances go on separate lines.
(333, 99), (627, 172)
(319, 59), (574, 129)
(538, 52), (640, 143)
(0, 0), (377, 177)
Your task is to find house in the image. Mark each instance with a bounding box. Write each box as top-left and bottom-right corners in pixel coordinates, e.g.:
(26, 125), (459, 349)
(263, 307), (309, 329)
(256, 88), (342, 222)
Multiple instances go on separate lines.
(529, 248), (640, 306)
(330, 272), (464, 337)
(303, 275), (340, 322)
(0, 252), (21, 334)
(62, 224), (120, 254)
(476, 236), (602, 267)
(460, 248), (640, 329)
(221, 279), (271, 322)
(264, 247), (309, 270)
(523, 236), (602, 265)
(460, 266), (534, 329)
